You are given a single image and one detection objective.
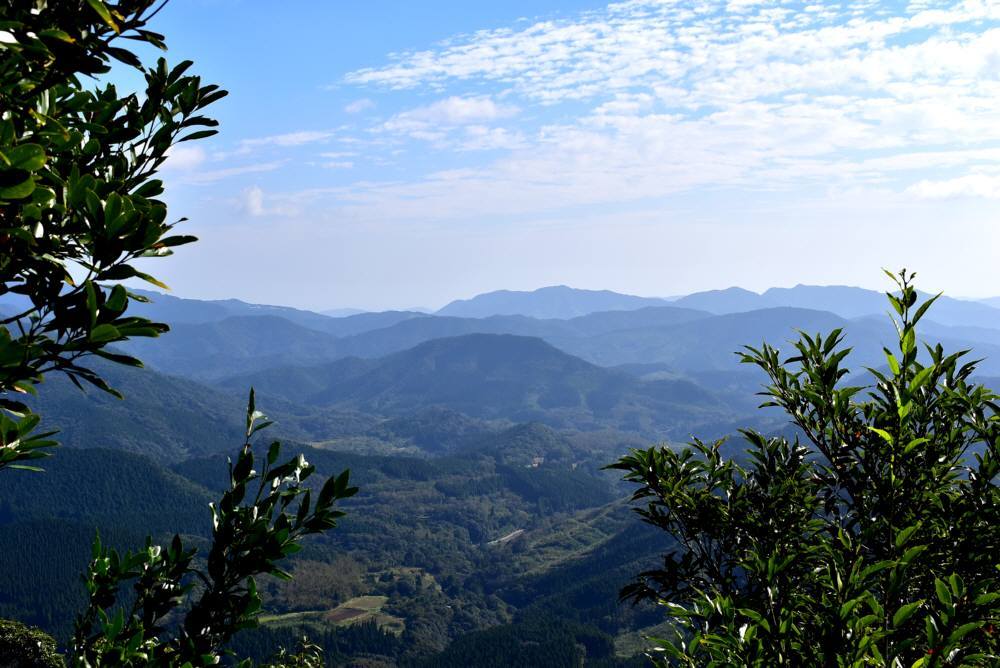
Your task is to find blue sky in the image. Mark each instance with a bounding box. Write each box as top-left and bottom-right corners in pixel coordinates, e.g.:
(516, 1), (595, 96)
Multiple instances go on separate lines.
(144, 0), (1000, 310)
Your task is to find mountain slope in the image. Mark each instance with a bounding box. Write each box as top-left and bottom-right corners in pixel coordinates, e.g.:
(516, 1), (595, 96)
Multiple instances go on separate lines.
(24, 359), (376, 461)
(314, 334), (629, 418)
(27, 360), (244, 460)
(215, 356), (379, 405)
(671, 287), (765, 314)
(120, 315), (344, 380)
(221, 334), (744, 438)
(0, 448), (216, 638)
(129, 289), (340, 331)
(557, 307), (852, 370)
(0, 448), (213, 532)
(151, 306), (711, 386)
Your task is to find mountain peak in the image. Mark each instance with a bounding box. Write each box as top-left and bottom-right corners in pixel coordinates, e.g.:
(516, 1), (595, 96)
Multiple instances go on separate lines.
(436, 286), (668, 319)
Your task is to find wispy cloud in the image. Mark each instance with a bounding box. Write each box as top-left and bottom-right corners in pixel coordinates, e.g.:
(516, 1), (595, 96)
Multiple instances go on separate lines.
(390, 96), (518, 125)
(344, 98), (375, 114)
(242, 185), (266, 216)
(458, 125), (526, 151)
(238, 130), (335, 152)
(908, 173), (1000, 200)
(338, 0), (1000, 210)
(347, 1), (999, 103)
(182, 160), (287, 185)
(378, 95), (521, 149)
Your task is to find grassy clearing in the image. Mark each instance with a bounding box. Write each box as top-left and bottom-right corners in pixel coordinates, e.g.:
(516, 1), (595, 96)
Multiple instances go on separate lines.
(327, 596), (405, 635)
(260, 595), (405, 636)
(258, 610), (327, 625)
(614, 620), (676, 658)
(338, 595), (387, 611)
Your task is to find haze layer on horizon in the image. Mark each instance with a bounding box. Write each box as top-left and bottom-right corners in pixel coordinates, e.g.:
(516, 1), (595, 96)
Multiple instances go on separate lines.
(145, 0), (1000, 311)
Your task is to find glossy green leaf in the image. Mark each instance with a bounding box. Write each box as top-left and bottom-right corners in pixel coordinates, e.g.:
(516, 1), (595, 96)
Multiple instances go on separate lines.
(6, 144), (46, 171)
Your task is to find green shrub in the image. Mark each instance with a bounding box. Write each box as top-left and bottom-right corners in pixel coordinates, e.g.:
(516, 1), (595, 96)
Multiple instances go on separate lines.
(612, 270), (1000, 666)
(0, 619), (63, 668)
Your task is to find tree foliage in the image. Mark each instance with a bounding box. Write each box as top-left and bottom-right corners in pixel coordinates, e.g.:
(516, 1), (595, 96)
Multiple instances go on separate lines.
(72, 391), (357, 666)
(612, 270), (1000, 666)
(0, 0), (225, 470)
(0, 3), (368, 666)
(0, 618), (64, 667)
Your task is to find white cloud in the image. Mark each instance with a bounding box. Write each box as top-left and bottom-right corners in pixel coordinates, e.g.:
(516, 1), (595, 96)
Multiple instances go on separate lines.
(378, 96), (521, 149)
(243, 186), (265, 216)
(382, 96), (519, 134)
(182, 161), (286, 185)
(236, 184), (303, 217)
(907, 174), (1000, 199)
(404, 96), (518, 124)
(238, 131), (335, 153)
(162, 145), (207, 171)
(459, 126), (527, 151)
(344, 98), (375, 114)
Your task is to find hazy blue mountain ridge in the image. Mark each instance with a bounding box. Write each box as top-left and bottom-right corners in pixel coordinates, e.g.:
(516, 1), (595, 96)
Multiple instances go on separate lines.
(127, 289), (426, 337)
(120, 315), (344, 381)
(675, 284), (1000, 328)
(437, 285), (671, 319)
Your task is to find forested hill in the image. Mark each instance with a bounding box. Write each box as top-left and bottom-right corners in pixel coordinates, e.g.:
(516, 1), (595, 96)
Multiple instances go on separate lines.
(217, 333), (746, 438)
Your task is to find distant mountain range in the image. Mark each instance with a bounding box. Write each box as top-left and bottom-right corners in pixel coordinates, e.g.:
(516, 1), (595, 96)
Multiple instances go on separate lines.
(6, 282), (1000, 327)
(15, 282), (1000, 445)
(137, 283), (1000, 333)
(112, 286), (1000, 388)
(673, 285), (1000, 328)
(430, 283), (1000, 324)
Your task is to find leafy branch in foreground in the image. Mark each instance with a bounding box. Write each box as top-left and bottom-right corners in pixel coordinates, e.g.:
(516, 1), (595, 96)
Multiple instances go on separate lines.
(72, 390), (357, 666)
(611, 270), (1000, 666)
(0, 0), (226, 471)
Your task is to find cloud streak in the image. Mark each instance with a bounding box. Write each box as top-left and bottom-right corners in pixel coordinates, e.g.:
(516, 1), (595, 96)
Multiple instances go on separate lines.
(238, 130), (335, 151)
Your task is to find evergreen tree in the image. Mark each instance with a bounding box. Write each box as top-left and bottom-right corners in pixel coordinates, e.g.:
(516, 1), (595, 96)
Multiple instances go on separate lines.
(612, 270), (1000, 666)
(0, 0), (224, 469)
(1, 4), (359, 665)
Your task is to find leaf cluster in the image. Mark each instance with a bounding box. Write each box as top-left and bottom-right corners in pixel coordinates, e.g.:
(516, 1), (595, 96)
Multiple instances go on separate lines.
(71, 391), (357, 666)
(611, 270), (1000, 666)
(0, 0), (225, 470)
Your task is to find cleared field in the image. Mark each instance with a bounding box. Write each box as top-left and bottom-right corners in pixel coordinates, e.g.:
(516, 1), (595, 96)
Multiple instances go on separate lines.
(258, 610), (326, 625)
(260, 595), (405, 636)
(614, 621), (677, 658)
(328, 596), (405, 635)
